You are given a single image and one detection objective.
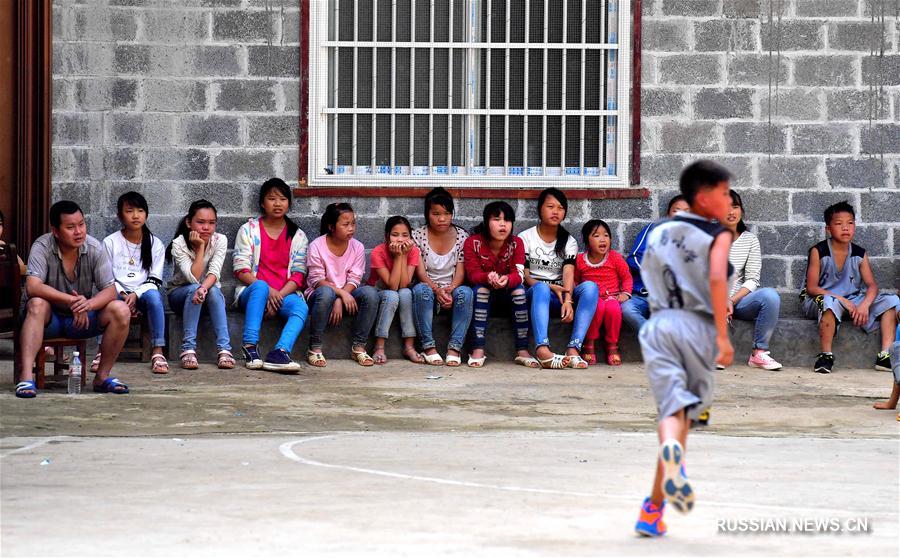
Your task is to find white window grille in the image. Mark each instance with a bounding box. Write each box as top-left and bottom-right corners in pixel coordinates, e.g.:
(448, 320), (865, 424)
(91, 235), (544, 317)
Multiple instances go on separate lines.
(308, 0), (631, 187)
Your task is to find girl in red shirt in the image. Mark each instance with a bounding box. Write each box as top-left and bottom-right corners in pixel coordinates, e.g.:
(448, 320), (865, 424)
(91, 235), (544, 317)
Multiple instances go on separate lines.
(462, 201), (535, 368)
(576, 220), (633, 366)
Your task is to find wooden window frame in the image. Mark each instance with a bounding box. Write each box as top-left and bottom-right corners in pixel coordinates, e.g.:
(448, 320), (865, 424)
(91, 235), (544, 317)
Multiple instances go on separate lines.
(297, 0), (644, 200)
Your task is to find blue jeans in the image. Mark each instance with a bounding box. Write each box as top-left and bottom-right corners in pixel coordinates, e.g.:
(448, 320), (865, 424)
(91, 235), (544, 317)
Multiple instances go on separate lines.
(169, 284), (231, 353)
(374, 288), (416, 339)
(306, 285), (380, 348)
(412, 283), (474, 352)
(527, 281), (598, 351)
(136, 288), (166, 348)
(622, 294), (650, 332)
(732, 287), (781, 351)
(238, 280), (309, 352)
(468, 285), (529, 351)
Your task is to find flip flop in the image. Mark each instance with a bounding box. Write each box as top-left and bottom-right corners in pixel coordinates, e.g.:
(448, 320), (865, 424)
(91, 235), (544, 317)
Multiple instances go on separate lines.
(93, 377), (129, 394)
(15, 380), (37, 398)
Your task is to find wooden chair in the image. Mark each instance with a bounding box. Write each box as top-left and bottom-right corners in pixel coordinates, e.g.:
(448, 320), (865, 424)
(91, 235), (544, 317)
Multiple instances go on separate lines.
(2, 242), (88, 390)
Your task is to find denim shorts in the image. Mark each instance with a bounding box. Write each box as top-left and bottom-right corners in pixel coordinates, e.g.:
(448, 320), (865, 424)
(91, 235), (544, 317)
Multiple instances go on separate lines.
(43, 310), (104, 339)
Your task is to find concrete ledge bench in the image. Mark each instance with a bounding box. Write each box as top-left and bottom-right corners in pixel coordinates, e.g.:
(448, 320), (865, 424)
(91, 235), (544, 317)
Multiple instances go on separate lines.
(166, 312), (884, 369)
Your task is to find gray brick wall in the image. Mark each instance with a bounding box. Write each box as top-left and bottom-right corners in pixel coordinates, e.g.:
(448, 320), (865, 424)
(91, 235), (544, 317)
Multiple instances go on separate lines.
(51, 0), (899, 305)
(641, 0), (899, 299)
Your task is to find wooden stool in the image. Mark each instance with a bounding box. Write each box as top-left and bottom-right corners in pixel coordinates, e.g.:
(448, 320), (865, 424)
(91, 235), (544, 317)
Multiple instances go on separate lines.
(34, 338), (89, 390)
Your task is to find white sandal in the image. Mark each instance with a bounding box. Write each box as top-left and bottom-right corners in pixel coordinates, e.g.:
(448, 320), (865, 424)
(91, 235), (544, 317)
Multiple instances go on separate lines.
(467, 354), (486, 368)
(539, 353), (570, 369)
(423, 352), (444, 366)
(514, 355), (540, 368)
(445, 354), (461, 367)
(566, 354), (589, 369)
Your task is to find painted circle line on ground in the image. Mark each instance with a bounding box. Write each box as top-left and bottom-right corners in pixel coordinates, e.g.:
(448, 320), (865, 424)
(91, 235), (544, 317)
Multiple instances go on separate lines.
(278, 433), (899, 519)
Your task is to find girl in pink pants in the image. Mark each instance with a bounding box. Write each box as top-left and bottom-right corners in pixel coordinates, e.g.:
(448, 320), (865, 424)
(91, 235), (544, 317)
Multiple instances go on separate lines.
(576, 220), (633, 366)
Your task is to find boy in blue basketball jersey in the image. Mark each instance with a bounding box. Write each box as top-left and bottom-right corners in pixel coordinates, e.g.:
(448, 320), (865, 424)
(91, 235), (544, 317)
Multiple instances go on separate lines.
(634, 160), (734, 537)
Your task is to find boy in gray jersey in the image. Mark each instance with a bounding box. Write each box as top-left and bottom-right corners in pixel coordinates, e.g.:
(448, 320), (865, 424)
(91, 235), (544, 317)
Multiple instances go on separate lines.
(633, 161), (734, 538)
(801, 201), (899, 374)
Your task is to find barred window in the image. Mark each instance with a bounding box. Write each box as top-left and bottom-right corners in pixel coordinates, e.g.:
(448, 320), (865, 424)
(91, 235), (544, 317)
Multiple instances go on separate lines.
(308, 0), (632, 186)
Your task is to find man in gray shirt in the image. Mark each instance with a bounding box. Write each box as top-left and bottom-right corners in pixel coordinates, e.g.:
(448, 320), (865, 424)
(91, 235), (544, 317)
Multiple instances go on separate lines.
(15, 201), (132, 398)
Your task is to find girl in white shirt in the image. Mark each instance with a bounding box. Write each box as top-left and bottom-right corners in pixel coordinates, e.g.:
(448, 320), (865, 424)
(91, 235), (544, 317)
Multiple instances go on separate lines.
(101, 191), (168, 373)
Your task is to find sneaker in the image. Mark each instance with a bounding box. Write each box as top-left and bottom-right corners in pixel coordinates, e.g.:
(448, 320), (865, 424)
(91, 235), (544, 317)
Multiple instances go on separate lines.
(262, 348), (301, 372)
(814, 352), (834, 374)
(697, 409), (711, 426)
(748, 351), (782, 370)
(635, 497), (667, 537)
(715, 363), (726, 370)
(242, 344), (263, 370)
(874, 351), (892, 372)
(660, 439), (694, 514)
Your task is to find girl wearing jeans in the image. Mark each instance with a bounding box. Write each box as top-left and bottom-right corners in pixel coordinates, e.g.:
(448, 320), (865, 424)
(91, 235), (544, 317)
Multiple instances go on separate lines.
(520, 188), (599, 369)
(305, 203), (380, 367)
(463, 202), (535, 368)
(722, 190), (783, 370)
(411, 187), (474, 367)
(233, 178), (310, 373)
(367, 216), (423, 365)
(100, 191), (168, 373)
(167, 199), (233, 369)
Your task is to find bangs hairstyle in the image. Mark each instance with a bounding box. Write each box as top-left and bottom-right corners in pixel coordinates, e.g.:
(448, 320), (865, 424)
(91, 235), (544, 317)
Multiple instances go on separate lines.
(536, 187), (572, 259)
(581, 219), (612, 246)
(473, 201), (516, 239)
(320, 202), (354, 235)
(116, 191), (154, 273)
(49, 200), (83, 229)
(729, 190), (748, 234)
(666, 194), (687, 215)
(423, 187), (455, 226)
(258, 177), (299, 238)
(166, 199), (218, 262)
(824, 200), (855, 224)
(384, 215), (413, 238)
(679, 160), (732, 204)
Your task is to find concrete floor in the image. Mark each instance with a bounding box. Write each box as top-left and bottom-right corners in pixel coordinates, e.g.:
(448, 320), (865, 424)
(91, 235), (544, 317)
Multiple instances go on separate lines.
(1, 358), (898, 557)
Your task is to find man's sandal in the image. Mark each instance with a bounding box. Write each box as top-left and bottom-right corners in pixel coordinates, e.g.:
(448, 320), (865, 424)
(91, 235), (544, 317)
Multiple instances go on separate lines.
(180, 351), (199, 370)
(307, 350), (327, 367)
(539, 354), (571, 369)
(151, 354), (169, 374)
(90, 353), (102, 373)
(93, 377), (129, 394)
(15, 380), (36, 398)
(217, 350), (235, 369)
(514, 355), (540, 368)
(351, 349), (375, 367)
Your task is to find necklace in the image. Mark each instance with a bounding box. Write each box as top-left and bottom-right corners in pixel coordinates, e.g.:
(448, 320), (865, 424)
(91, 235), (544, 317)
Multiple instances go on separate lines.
(126, 238), (140, 266)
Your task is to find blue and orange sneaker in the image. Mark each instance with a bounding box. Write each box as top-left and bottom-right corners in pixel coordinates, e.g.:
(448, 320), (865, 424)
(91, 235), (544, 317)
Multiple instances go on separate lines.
(660, 439), (694, 514)
(635, 497), (667, 537)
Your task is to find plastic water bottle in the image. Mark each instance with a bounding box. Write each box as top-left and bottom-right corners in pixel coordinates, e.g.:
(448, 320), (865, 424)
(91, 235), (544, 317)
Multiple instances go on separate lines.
(68, 351), (82, 395)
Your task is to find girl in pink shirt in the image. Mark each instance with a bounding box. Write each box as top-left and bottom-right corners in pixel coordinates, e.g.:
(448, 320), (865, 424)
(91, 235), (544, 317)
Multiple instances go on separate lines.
(367, 216), (423, 365)
(305, 203), (379, 367)
(576, 219), (633, 366)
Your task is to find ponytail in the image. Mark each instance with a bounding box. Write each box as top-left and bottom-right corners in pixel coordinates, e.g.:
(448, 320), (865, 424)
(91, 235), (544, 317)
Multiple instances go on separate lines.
(139, 224), (153, 273)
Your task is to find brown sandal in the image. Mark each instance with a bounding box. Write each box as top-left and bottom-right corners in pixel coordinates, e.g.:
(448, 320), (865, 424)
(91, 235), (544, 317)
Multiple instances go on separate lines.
(180, 350), (199, 370)
(151, 353), (170, 374)
(217, 350), (235, 369)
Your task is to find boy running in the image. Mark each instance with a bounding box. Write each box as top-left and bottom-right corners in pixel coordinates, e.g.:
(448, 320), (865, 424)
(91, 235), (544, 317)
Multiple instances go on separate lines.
(634, 160), (734, 537)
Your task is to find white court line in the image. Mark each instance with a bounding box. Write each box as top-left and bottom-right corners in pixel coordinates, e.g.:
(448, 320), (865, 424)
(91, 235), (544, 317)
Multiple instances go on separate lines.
(0, 436), (74, 459)
(279, 434), (900, 519)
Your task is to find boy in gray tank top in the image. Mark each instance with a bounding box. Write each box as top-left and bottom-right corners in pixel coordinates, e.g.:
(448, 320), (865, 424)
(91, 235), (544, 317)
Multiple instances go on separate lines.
(634, 160), (734, 538)
(801, 200), (899, 375)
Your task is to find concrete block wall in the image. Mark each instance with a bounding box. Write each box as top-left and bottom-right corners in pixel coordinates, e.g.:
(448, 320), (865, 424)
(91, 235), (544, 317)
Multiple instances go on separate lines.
(51, 0), (898, 310)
